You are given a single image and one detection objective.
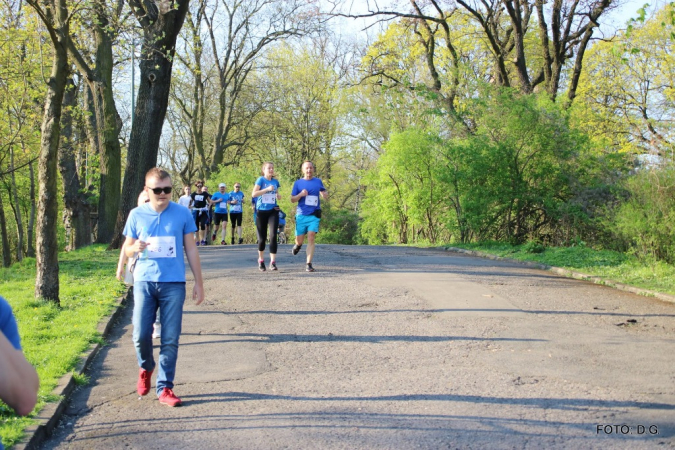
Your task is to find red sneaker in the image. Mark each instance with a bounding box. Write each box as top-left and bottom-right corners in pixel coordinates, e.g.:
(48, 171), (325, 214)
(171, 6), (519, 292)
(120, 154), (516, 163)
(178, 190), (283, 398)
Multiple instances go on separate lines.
(158, 388), (182, 407)
(137, 368), (153, 396)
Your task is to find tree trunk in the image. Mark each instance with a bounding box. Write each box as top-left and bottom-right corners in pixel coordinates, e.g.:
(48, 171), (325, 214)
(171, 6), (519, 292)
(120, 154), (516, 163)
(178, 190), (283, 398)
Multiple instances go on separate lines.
(59, 77), (92, 251)
(82, 83), (99, 189)
(32, 0), (69, 303)
(0, 192), (11, 267)
(9, 147), (24, 262)
(110, 0), (190, 250)
(92, 2), (122, 244)
(26, 159), (36, 258)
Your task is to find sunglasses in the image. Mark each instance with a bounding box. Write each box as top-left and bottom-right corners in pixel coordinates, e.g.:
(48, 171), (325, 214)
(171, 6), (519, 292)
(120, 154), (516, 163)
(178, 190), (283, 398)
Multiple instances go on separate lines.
(147, 187), (173, 195)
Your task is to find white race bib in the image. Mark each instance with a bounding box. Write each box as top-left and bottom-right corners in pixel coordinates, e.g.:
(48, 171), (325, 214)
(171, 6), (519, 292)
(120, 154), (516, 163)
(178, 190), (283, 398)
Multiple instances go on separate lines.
(145, 236), (177, 258)
(195, 195), (204, 202)
(231, 204), (242, 212)
(262, 193), (276, 205)
(305, 195), (318, 206)
(218, 202), (228, 211)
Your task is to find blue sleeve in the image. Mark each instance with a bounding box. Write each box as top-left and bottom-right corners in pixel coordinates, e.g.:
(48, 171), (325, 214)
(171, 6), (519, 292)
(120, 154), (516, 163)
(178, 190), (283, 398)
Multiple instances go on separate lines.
(254, 176), (265, 188)
(0, 297), (21, 350)
(291, 180), (300, 196)
(123, 209), (139, 239)
(320, 180), (326, 191)
(183, 206), (198, 234)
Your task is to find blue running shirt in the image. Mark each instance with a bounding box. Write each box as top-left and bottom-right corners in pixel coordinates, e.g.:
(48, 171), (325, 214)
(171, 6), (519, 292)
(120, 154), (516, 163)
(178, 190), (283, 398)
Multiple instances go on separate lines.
(292, 177), (326, 216)
(254, 177), (280, 211)
(123, 202), (197, 282)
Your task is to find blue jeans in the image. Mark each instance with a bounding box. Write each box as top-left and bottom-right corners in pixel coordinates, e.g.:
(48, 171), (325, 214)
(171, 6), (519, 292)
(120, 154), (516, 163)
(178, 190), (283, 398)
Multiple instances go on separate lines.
(132, 282), (186, 395)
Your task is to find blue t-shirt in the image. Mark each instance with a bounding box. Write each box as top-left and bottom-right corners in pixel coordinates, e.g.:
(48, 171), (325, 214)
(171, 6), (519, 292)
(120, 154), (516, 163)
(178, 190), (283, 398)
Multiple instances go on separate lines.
(0, 296), (21, 350)
(229, 191), (245, 213)
(254, 176), (280, 211)
(278, 210), (286, 225)
(292, 177), (326, 216)
(123, 202), (197, 282)
(211, 192), (230, 213)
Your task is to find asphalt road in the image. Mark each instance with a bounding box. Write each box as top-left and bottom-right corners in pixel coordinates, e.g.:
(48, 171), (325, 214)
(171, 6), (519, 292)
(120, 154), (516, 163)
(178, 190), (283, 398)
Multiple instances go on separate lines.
(39, 244), (675, 449)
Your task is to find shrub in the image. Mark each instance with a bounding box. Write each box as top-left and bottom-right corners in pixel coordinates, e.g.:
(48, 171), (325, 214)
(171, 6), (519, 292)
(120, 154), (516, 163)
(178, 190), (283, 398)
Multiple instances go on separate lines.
(610, 165), (675, 263)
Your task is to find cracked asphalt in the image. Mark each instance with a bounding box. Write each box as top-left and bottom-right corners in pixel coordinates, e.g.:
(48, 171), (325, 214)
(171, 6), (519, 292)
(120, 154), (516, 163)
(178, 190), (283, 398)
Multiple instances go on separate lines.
(38, 245), (675, 449)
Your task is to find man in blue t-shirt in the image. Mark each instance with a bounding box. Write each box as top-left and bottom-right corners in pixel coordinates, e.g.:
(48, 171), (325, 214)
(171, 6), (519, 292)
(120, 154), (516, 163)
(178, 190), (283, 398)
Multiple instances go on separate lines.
(123, 168), (204, 407)
(0, 297), (39, 418)
(229, 183), (245, 244)
(290, 161), (328, 272)
(210, 183), (231, 245)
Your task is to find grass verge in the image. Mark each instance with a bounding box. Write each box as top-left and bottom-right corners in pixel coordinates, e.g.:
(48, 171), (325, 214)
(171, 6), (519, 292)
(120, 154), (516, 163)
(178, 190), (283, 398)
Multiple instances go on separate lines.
(0, 245), (125, 448)
(446, 242), (675, 296)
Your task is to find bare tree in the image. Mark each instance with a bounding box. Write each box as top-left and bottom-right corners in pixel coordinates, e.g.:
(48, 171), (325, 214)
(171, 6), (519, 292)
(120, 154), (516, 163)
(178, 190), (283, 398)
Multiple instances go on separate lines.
(109, 0), (191, 249)
(200, 0), (311, 177)
(333, 0), (615, 102)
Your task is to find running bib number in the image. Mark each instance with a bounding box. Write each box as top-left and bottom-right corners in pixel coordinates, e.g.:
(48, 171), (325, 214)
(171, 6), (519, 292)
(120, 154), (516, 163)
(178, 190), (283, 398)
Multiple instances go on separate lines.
(231, 204), (242, 212)
(262, 193), (276, 205)
(218, 202), (228, 211)
(305, 195), (319, 206)
(145, 236), (176, 258)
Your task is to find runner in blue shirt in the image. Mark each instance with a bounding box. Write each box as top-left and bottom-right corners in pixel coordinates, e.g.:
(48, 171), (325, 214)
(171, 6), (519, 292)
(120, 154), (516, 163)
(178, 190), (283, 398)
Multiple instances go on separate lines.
(252, 162), (281, 271)
(229, 182), (245, 244)
(123, 168), (205, 407)
(0, 296), (39, 418)
(290, 161), (328, 272)
(210, 183), (231, 245)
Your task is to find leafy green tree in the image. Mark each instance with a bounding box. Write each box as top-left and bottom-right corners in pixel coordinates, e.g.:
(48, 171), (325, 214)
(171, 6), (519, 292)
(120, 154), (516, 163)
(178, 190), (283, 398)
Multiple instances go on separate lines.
(572, 3), (674, 158)
(25, 0), (71, 302)
(360, 127), (451, 244)
(0, 3), (45, 264)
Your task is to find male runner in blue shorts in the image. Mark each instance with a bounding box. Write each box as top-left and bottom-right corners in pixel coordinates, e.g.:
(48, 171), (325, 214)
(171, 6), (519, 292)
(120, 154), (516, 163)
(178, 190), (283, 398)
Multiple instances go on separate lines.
(290, 161), (328, 272)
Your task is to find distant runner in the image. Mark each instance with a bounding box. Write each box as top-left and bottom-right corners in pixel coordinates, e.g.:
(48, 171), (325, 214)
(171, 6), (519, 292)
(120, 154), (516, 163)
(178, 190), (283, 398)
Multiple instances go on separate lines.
(229, 183), (245, 244)
(191, 184), (211, 246)
(252, 162), (281, 271)
(210, 183), (230, 245)
(177, 185), (192, 210)
(290, 161), (328, 272)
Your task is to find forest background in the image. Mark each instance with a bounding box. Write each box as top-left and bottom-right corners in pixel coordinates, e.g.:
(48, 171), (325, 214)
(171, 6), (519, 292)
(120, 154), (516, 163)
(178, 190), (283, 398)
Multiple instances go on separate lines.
(0, 0), (673, 305)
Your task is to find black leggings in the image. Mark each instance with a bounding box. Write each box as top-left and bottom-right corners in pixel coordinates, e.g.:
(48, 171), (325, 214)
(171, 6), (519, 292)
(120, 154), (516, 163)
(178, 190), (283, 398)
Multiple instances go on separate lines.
(256, 209), (279, 253)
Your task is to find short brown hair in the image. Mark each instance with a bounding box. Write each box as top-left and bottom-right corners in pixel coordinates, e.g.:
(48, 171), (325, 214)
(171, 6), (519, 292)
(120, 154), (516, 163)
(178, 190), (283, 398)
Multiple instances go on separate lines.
(145, 168), (171, 183)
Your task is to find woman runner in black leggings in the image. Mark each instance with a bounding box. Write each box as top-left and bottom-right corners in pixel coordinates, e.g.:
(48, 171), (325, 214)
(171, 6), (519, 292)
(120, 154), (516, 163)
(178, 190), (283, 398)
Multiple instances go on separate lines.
(252, 162), (281, 271)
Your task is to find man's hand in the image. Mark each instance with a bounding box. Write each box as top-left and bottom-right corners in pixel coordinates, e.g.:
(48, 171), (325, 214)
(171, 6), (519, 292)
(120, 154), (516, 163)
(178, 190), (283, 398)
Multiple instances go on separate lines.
(300, 189), (308, 197)
(132, 240), (147, 253)
(116, 265), (124, 281)
(193, 283), (204, 305)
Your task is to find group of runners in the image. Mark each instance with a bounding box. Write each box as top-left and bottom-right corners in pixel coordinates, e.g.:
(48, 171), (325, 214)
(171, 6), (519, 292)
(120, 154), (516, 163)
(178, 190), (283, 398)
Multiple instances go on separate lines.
(177, 181), (245, 246)
(172, 161), (327, 272)
(116, 160), (328, 407)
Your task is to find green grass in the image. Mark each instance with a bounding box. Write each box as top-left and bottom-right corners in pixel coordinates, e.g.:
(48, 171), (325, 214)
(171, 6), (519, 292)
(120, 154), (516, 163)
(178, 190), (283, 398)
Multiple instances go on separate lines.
(0, 245), (126, 449)
(446, 242), (675, 295)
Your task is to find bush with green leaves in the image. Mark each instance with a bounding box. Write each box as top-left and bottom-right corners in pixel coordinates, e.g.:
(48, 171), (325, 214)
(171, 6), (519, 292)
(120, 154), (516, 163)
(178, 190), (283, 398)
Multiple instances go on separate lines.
(610, 165), (675, 263)
(359, 87), (602, 246)
(316, 209), (359, 245)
